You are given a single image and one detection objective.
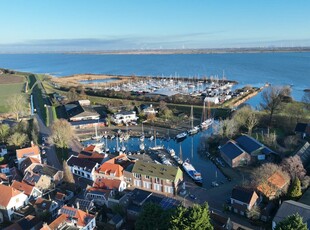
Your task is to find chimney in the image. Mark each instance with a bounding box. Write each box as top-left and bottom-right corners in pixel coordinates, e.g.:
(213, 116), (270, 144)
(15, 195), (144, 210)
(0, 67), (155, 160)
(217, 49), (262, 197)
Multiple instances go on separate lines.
(76, 201), (80, 210)
(31, 141), (34, 147)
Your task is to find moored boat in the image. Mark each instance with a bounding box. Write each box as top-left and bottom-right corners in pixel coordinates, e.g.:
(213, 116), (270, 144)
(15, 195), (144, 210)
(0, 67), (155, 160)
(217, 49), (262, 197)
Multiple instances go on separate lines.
(182, 159), (203, 183)
(188, 126), (200, 135)
(175, 132), (187, 141)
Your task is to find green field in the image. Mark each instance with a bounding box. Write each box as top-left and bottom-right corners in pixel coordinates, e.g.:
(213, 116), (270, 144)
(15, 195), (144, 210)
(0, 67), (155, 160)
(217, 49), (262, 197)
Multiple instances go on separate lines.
(0, 83), (26, 113)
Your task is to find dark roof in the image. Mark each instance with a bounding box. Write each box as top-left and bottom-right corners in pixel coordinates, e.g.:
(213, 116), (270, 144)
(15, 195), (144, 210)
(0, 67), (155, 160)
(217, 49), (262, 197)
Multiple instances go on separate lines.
(32, 164), (59, 177)
(109, 214), (123, 225)
(65, 102), (99, 120)
(231, 186), (257, 204)
(295, 123), (309, 133)
(131, 188), (152, 206)
(220, 141), (245, 160)
(262, 147), (274, 155)
(273, 200), (310, 226)
(70, 118), (105, 126)
(74, 198), (93, 212)
(5, 215), (42, 230)
(236, 135), (263, 153)
(67, 156), (98, 172)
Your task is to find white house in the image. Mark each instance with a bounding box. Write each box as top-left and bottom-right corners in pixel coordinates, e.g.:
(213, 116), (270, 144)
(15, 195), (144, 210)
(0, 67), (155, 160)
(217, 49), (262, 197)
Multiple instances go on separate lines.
(67, 155), (100, 181)
(85, 188), (113, 206)
(204, 96), (220, 105)
(11, 180), (42, 200)
(111, 111), (138, 125)
(0, 184), (28, 222)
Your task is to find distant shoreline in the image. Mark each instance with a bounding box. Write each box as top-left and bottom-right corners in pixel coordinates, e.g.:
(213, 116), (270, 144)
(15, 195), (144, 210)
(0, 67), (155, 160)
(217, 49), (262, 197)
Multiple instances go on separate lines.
(0, 47), (310, 55)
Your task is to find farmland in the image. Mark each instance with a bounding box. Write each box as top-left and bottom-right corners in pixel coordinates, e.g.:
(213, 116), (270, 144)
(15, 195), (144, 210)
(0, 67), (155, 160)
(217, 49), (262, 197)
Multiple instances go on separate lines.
(0, 72), (28, 113)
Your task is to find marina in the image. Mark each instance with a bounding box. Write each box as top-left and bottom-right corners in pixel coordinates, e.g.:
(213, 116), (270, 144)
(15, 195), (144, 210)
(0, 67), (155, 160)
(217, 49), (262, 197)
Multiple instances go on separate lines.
(81, 127), (227, 189)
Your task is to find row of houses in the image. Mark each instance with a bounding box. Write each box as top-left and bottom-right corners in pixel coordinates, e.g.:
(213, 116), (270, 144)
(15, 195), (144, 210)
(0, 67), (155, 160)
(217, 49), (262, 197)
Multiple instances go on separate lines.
(67, 145), (184, 198)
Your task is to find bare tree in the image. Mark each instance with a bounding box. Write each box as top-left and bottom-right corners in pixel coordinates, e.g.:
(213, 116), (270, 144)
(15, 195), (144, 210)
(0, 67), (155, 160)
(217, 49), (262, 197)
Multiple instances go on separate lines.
(6, 94), (28, 121)
(281, 156), (306, 180)
(215, 119), (238, 138)
(245, 113), (259, 135)
(67, 88), (79, 102)
(49, 119), (75, 149)
(260, 86), (290, 126)
(302, 91), (310, 111)
(63, 160), (75, 184)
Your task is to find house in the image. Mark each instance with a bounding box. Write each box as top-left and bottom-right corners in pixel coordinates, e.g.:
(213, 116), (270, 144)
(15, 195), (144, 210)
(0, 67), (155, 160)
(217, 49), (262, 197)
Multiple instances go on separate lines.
(93, 178), (127, 192)
(74, 198), (95, 213)
(111, 111), (138, 125)
(78, 149), (108, 164)
(34, 197), (59, 219)
(94, 154), (133, 181)
(67, 155), (100, 181)
(64, 100), (105, 129)
(54, 190), (74, 205)
(108, 214), (124, 230)
(236, 134), (274, 160)
(126, 160), (183, 196)
(4, 215), (42, 230)
(23, 164), (63, 191)
(272, 200), (310, 229)
(140, 104), (157, 115)
(295, 142), (310, 168)
(85, 187), (113, 206)
(65, 100), (100, 122)
(219, 140), (251, 168)
(257, 171), (290, 199)
(16, 144), (41, 169)
(204, 96), (220, 105)
(0, 145), (7, 157)
(11, 180), (42, 200)
(0, 164), (10, 174)
(20, 157), (41, 174)
(295, 122), (310, 139)
(126, 188), (180, 220)
(0, 184), (28, 222)
(230, 186), (259, 216)
(43, 205), (96, 230)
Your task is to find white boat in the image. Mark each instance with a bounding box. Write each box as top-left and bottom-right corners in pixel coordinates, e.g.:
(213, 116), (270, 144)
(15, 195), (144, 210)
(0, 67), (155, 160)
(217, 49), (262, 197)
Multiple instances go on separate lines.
(140, 135), (145, 142)
(139, 143), (145, 151)
(200, 118), (214, 129)
(168, 148), (175, 156)
(182, 159), (203, 183)
(188, 126), (200, 135)
(149, 136), (154, 141)
(200, 101), (214, 129)
(175, 132), (187, 141)
(149, 145), (164, 150)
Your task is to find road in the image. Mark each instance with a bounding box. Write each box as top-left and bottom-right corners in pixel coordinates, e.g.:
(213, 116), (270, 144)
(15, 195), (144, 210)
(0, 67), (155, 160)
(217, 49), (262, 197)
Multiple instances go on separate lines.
(35, 114), (61, 169)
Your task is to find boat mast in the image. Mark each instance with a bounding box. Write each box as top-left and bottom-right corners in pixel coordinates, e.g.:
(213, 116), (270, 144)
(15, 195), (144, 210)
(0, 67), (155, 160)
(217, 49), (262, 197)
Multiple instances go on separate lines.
(179, 143), (183, 161)
(190, 105), (194, 128)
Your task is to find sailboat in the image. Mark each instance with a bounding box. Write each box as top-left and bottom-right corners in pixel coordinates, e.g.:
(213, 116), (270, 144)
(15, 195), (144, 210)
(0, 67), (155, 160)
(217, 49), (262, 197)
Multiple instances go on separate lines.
(188, 105), (200, 135)
(91, 122), (103, 140)
(104, 131), (109, 153)
(200, 101), (214, 129)
(140, 123), (145, 142)
(172, 143), (183, 165)
(149, 128), (164, 150)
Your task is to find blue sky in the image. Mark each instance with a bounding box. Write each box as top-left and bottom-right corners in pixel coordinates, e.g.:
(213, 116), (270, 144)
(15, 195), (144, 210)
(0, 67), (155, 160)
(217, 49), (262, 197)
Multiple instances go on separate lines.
(0, 0), (310, 51)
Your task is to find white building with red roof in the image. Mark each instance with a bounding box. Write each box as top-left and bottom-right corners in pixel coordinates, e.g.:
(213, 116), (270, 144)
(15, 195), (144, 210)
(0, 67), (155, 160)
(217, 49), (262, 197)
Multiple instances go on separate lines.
(16, 144), (41, 169)
(0, 184), (28, 222)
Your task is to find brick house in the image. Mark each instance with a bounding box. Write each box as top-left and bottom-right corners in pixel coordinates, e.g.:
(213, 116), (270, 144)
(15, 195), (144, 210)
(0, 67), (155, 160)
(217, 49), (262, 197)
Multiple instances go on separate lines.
(220, 140), (251, 168)
(230, 186), (259, 216)
(125, 160), (183, 196)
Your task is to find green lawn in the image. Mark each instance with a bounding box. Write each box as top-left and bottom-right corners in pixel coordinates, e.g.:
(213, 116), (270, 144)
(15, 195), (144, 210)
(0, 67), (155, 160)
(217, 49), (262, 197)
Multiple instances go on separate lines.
(0, 83), (26, 113)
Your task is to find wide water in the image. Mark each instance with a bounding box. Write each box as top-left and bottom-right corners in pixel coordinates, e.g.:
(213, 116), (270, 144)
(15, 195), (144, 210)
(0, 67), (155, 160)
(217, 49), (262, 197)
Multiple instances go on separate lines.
(0, 52), (309, 101)
(0, 52), (309, 188)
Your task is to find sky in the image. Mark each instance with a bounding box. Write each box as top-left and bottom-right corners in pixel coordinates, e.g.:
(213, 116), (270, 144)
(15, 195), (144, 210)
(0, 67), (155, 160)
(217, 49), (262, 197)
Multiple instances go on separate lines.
(0, 0), (310, 52)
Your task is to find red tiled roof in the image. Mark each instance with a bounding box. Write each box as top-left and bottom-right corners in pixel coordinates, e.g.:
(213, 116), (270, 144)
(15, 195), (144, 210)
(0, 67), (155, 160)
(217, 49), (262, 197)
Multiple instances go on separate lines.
(93, 178), (122, 190)
(16, 145), (40, 159)
(0, 184), (22, 207)
(11, 180), (34, 196)
(54, 206), (94, 228)
(98, 163), (123, 177)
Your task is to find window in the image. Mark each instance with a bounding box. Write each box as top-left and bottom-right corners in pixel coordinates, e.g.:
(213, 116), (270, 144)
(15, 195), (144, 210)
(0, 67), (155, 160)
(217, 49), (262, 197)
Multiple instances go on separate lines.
(143, 181), (151, 189)
(154, 177), (160, 183)
(133, 173), (141, 179)
(154, 184), (162, 191)
(164, 186), (174, 194)
(134, 179), (141, 187)
(145, 175), (150, 179)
